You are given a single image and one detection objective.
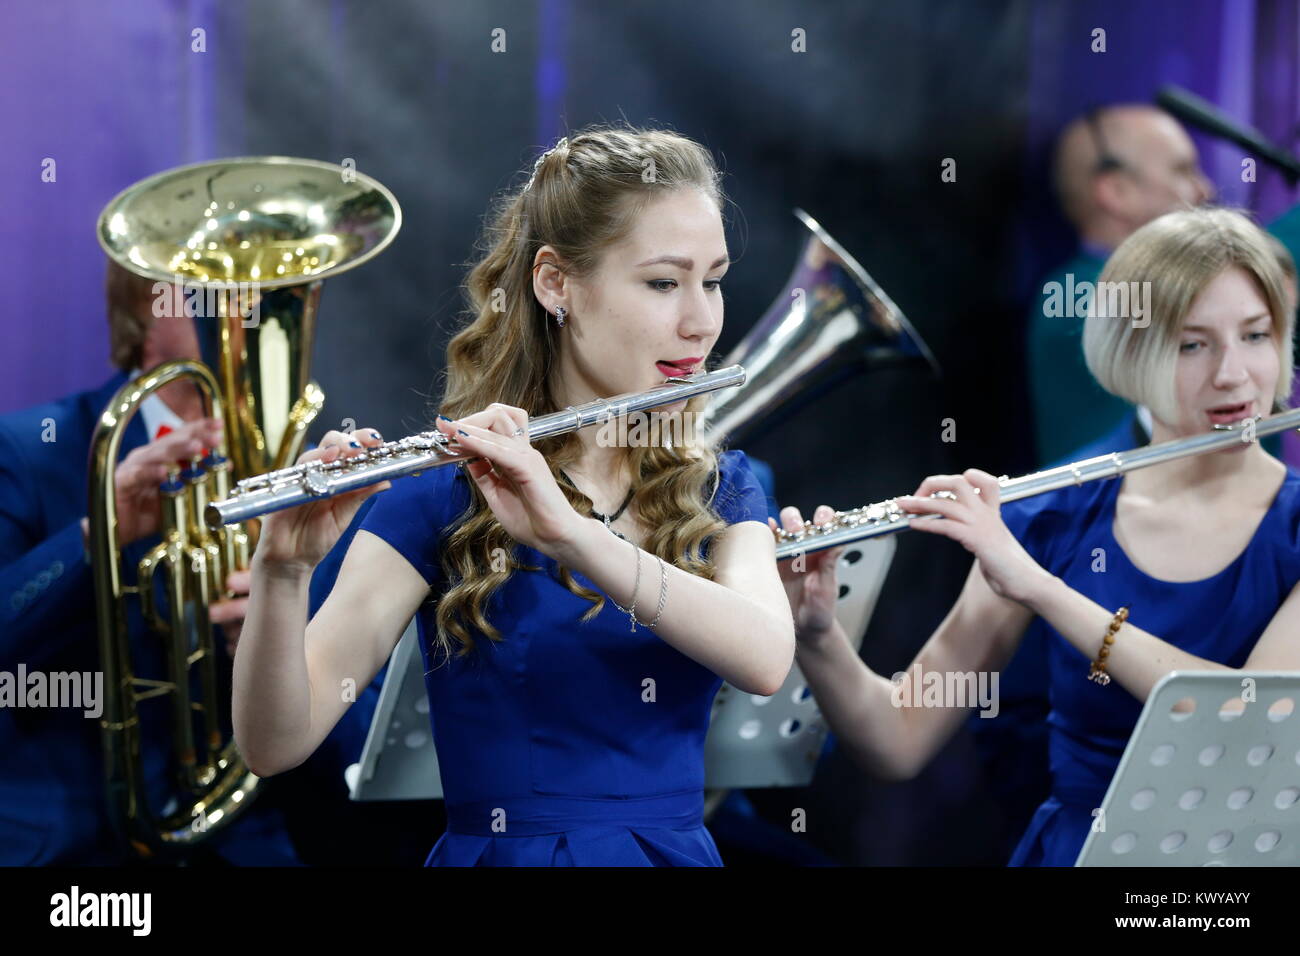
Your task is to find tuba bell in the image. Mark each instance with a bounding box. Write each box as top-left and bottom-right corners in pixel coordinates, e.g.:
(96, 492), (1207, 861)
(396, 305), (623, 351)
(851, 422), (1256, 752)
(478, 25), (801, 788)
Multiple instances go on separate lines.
(700, 208), (938, 441)
(89, 156), (401, 857)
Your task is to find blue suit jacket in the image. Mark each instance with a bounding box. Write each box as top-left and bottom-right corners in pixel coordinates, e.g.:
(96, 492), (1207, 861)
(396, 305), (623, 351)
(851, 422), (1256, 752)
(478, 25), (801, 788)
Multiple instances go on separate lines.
(0, 370), (378, 864)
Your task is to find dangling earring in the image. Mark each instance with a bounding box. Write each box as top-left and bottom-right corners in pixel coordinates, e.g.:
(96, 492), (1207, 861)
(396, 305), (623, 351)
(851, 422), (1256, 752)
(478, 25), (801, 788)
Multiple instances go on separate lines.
(554, 306), (567, 328)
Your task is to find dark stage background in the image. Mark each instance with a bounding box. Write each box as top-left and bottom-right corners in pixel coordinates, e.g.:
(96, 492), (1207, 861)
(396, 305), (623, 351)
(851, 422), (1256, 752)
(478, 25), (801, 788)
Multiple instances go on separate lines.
(3, 0), (1297, 865)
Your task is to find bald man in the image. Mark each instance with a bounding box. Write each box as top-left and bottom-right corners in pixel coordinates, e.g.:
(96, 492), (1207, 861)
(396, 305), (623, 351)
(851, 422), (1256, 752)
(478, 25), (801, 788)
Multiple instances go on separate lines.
(1028, 105), (1215, 464)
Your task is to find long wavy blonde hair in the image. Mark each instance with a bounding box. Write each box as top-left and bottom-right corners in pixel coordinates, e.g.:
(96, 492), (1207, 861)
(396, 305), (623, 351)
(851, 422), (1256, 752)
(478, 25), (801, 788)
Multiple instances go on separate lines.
(431, 125), (732, 659)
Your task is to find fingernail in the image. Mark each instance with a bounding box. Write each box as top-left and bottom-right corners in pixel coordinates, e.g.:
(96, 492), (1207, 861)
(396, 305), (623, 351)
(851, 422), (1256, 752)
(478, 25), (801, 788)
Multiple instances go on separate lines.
(370, 430), (382, 440)
(349, 440), (361, 448)
(438, 415), (452, 422)
(457, 429), (468, 436)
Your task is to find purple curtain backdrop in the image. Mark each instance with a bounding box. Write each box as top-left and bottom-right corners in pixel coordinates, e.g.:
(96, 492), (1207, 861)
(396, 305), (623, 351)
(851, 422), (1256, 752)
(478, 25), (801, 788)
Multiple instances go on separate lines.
(0, 0), (243, 413)
(1022, 0), (1300, 465)
(2, 0), (1298, 465)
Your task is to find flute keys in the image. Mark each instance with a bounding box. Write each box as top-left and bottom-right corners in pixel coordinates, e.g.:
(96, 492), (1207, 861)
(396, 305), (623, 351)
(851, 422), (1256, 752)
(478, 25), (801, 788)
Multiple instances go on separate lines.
(302, 464), (329, 497)
(864, 504), (890, 524)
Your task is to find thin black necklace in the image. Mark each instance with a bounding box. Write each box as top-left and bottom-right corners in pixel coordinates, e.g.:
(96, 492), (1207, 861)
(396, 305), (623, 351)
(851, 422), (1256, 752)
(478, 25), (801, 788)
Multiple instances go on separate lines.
(560, 469), (635, 538)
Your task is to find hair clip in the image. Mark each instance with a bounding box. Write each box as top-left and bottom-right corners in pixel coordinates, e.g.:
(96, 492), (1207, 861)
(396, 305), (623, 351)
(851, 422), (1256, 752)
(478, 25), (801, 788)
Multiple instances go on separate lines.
(524, 136), (570, 192)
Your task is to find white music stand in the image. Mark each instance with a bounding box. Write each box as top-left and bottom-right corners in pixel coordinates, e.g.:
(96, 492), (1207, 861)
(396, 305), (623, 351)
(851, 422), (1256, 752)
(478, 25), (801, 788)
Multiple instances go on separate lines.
(1076, 671), (1300, 866)
(703, 539), (894, 788)
(346, 615), (440, 801)
(348, 539), (896, 801)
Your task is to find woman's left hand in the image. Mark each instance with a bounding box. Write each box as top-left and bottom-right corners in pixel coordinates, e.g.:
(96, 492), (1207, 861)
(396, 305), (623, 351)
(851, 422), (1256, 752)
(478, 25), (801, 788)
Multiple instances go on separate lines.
(435, 404), (585, 557)
(896, 468), (1054, 607)
(769, 505), (845, 645)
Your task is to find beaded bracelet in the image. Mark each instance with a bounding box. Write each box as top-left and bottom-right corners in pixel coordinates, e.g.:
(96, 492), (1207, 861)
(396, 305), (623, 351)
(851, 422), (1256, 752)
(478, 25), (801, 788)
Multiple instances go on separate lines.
(1087, 606), (1129, 685)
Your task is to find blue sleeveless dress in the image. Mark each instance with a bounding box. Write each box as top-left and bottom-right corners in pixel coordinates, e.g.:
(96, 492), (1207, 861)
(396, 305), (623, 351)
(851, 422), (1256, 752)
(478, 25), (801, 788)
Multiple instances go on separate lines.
(357, 450), (769, 866)
(999, 466), (1300, 866)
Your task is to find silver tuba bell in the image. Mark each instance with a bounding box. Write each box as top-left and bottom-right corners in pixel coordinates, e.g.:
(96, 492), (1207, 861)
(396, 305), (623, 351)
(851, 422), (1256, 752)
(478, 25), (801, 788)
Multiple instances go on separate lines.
(700, 208), (939, 441)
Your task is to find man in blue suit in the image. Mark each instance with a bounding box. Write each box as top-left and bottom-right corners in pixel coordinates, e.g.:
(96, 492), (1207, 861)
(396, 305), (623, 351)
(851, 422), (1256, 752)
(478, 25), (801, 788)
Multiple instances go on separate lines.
(0, 262), (379, 864)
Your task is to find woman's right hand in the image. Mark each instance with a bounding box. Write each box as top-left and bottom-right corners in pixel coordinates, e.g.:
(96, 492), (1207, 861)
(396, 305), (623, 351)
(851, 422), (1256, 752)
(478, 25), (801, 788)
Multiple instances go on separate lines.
(769, 504), (844, 645)
(254, 427), (390, 573)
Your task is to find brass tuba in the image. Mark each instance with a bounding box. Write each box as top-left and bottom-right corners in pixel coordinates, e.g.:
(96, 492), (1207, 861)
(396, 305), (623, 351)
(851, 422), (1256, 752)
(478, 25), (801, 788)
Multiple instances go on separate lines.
(699, 208), (938, 441)
(89, 157), (401, 857)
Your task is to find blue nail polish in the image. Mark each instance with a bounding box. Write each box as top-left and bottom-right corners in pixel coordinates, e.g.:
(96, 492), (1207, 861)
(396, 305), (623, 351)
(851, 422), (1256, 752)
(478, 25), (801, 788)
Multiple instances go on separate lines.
(457, 429), (468, 436)
(370, 429), (382, 440)
(438, 415), (451, 422)
(349, 440), (361, 448)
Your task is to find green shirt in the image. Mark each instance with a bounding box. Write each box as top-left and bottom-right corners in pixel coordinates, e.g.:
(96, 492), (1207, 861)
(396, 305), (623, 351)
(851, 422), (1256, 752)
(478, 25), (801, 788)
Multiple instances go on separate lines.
(1267, 203), (1300, 272)
(1027, 251), (1132, 464)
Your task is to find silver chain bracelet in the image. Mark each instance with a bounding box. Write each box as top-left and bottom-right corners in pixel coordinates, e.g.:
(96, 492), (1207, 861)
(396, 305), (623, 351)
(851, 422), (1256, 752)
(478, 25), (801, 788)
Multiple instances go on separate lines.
(604, 526), (669, 632)
(607, 533), (642, 632)
(646, 554), (668, 629)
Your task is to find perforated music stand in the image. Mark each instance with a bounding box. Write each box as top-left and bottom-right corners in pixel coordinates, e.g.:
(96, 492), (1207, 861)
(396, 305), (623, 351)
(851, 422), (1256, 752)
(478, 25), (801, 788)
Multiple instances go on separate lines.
(347, 539), (896, 801)
(703, 539), (894, 788)
(1076, 670), (1300, 866)
(346, 616), (440, 801)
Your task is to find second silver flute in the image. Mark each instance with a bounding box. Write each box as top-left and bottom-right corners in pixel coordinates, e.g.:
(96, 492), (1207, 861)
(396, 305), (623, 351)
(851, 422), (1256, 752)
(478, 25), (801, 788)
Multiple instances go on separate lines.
(206, 365), (746, 527)
(775, 408), (1300, 559)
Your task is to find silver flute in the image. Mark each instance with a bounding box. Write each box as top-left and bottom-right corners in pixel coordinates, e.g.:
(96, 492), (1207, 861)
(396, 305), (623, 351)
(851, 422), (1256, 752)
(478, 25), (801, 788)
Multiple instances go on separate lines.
(206, 365), (746, 527)
(775, 407), (1300, 559)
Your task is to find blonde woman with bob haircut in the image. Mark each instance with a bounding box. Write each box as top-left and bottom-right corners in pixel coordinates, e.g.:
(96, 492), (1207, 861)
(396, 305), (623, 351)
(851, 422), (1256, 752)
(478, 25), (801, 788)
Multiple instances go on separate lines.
(778, 207), (1300, 866)
(231, 125), (795, 867)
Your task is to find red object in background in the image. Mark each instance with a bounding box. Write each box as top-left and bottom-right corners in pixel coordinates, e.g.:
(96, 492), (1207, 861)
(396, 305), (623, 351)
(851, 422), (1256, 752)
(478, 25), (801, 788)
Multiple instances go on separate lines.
(154, 423), (211, 464)
(155, 424), (185, 466)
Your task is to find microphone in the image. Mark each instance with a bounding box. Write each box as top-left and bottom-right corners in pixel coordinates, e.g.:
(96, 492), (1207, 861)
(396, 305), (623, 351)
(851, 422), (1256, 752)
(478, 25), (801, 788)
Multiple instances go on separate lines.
(1156, 84), (1300, 184)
